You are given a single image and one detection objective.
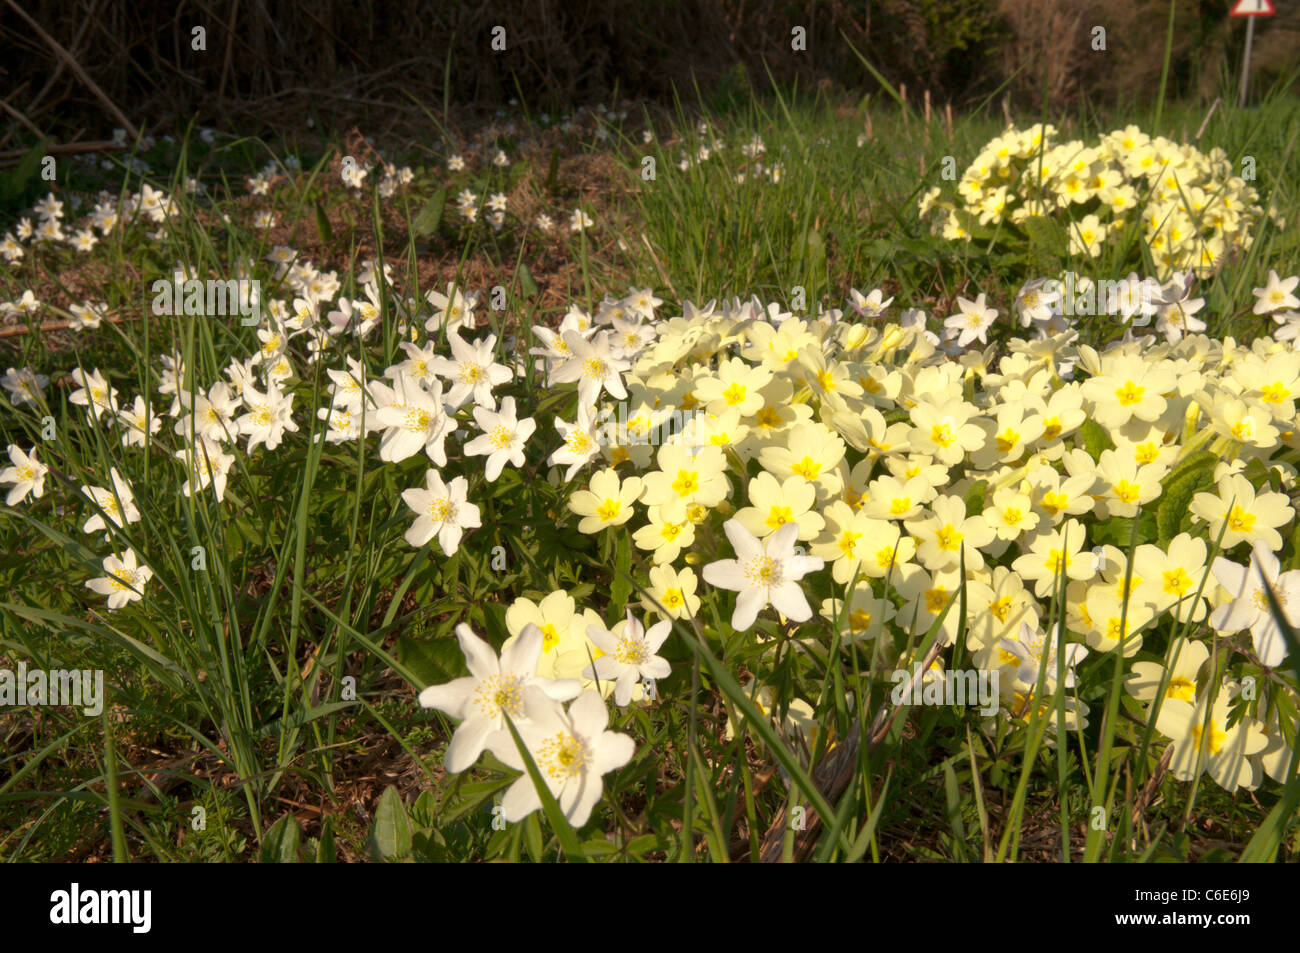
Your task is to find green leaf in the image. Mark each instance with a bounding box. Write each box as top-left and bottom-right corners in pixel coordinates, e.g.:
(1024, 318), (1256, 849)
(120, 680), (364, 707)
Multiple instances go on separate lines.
(1079, 419), (1114, 459)
(545, 149), (559, 192)
(610, 531), (632, 616)
(1157, 461), (1214, 546)
(517, 262), (539, 299)
(260, 813), (302, 863)
(399, 635), (465, 689)
(524, 812), (544, 862)
(0, 144), (46, 205)
(316, 817), (337, 863)
(367, 785), (413, 861)
(438, 777), (512, 824)
(1091, 512), (1158, 549)
(410, 790), (439, 829)
(315, 201), (334, 246)
(411, 188), (445, 238)
(1023, 215), (1068, 268)
(963, 479), (988, 517)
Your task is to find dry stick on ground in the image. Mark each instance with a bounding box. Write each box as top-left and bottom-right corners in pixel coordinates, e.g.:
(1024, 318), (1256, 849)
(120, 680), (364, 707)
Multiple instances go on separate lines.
(1131, 745), (1174, 832)
(0, 312), (140, 340)
(639, 232), (678, 302)
(217, 0), (240, 101)
(0, 140), (125, 161)
(1193, 98), (1222, 142)
(756, 637), (947, 862)
(3, 0), (140, 142)
(21, 0), (101, 124)
(0, 93), (45, 142)
(0, 140), (125, 170)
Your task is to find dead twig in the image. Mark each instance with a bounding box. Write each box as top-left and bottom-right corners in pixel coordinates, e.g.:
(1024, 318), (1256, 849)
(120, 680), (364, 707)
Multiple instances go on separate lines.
(3, 0), (140, 141)
(757, 637), (946, 862)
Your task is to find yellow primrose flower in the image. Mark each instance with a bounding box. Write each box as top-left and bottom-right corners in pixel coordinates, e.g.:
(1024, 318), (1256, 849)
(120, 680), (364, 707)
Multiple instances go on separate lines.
(568, 468), (644, 534)
(640, 443), (730, 509)
(640, 564), (701, 620)
(1155, 683), (1268, 792)
(1189, 472), (1294, 551)
(633, 499), (697, 565)
(733, 471), (825, 542)
(758, 421), (846, 499)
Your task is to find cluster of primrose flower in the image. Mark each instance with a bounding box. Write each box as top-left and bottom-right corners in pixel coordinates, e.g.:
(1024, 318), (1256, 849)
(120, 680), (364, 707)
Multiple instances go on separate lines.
(919, 123), (1283, 279)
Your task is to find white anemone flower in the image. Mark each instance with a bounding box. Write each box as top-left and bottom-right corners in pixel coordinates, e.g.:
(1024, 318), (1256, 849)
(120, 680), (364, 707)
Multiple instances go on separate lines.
(463, 396), (535, 481)
(429, 330), (512, 411)
(86, 549), (153, 610)
(702, 520), (825, 631)
(401, 469), (480, 555)
(0, 444), (48, 505)
(583, 610), (672, 706)
(493, 687), (635, 827)
(418, 623), (581, 773)
(81, 468), (141, 536)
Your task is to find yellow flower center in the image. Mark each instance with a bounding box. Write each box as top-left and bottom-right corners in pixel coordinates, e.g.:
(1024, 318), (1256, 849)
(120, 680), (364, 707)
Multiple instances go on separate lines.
(1114, 479), (1142, 505)
(615, 636), (648, 665)
(935, 524), (963, 551)
(1042, 491), (1069, 515)
(766, 505), (794, 530)
(1260, 382), (1288, 404)
(791, 456), (821, 480)
(406, 408), (433, 433)
(567, 430), (594, 454)
(924, 587), (949, 614)
(672, 469), (700, 497)
(1167, 676), (1195, 703)
(1115, 381), (1145, 406)
(746, 556), (780, 585)
(1191, 720), (1226, 756)
(473, 674), (524, 719)
(538, 731), (588, 780)
(1227, 505), (1256, 533)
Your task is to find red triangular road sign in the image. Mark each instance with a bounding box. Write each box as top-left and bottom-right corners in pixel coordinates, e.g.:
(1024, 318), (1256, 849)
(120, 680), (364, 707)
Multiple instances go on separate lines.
(1229, 0), (1274, 16)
